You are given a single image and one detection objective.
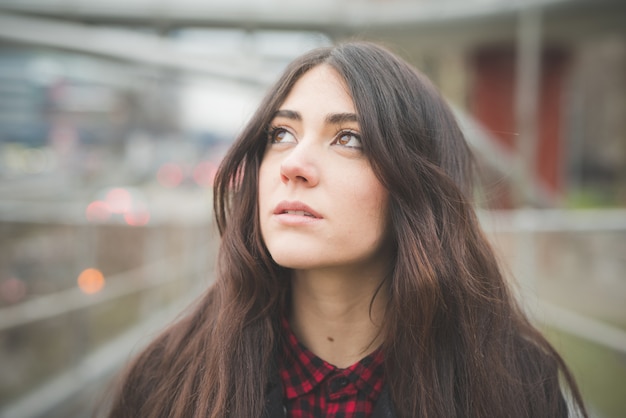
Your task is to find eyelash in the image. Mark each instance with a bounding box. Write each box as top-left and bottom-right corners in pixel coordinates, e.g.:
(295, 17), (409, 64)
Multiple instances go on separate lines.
(266, 126), (362, 149)
(333, 130), (362, 148)
(266, 126), (294, 144)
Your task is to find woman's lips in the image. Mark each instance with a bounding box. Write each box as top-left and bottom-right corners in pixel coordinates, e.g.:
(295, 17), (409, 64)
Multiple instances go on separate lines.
(282, 210), (315, 217)
(273, 201), (322, 221)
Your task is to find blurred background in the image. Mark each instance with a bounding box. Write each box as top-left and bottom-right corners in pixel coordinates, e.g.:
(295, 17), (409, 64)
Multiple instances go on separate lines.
(0, 0), (624, 416)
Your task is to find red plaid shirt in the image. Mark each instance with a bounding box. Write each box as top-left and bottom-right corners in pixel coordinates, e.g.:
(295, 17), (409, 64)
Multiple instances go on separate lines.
(278, 317), (385, 418)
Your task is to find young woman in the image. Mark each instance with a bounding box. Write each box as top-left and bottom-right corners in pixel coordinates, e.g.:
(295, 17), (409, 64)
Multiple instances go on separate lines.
(108, 42), (587, 417)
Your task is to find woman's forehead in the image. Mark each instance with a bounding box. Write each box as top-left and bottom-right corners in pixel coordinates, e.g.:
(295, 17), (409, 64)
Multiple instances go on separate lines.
(274, 65), (356, 124)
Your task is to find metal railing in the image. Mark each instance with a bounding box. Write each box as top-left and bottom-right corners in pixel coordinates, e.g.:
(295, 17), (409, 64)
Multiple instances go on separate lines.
(481, 208), (626, 356)
(1, 208), (625, 417)
(0, 201), (215, 417)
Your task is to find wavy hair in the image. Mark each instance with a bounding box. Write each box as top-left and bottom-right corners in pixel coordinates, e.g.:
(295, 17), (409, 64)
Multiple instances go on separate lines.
(107, 42), (587, 418)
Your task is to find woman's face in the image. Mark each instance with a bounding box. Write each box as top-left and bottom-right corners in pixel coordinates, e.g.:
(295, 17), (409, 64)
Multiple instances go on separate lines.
(258, 64), (390, 275)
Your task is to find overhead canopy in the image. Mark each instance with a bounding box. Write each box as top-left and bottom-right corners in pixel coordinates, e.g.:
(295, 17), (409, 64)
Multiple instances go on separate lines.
(0, 0), (624, 47)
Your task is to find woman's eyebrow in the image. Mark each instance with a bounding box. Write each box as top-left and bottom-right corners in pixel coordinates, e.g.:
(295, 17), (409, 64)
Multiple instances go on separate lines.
(272, 109), (301, 120)
(325, 112), (358, 125)
(271, 110), (358, 125)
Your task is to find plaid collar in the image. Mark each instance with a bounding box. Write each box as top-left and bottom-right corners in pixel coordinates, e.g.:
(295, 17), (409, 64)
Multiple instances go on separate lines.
(277, 316), (385, 402)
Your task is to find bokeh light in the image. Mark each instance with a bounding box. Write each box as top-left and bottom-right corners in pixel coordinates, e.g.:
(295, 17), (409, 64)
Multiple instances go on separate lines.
(193, 161), (217, 188)
(85, 200), (111, 222)
(1, 144), (56, 176)
(124, 208), (150, 226)
(0, 277), (28, 304)
(105, 188), (133, 214)
(85, 188), (150, 225)
(157, 162), (184, 188)
(77, 268), (105, 294)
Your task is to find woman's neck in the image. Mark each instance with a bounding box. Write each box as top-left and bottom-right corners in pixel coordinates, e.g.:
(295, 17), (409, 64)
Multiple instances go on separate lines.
(288, 267), (388, 368)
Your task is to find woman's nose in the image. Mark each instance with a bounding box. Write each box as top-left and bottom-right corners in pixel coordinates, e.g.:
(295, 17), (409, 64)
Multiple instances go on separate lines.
(279, 143), (320, 187)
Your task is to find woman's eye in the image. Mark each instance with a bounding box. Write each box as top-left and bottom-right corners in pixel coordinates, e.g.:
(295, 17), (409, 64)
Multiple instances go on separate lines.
(334, 131), (362, 149)
(268, 127), (296, 144)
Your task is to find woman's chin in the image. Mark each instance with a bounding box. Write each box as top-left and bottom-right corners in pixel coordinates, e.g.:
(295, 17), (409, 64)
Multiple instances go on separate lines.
(270, 254), (319, 271)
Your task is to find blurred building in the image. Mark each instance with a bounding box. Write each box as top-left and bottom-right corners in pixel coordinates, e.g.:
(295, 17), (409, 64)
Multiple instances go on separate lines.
(1, 0), (624, 208)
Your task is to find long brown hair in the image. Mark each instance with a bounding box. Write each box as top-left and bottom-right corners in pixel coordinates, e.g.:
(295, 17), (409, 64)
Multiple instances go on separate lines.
(107, 42), (587, 418)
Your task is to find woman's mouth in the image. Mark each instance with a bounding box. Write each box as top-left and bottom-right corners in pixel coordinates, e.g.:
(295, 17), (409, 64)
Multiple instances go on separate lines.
(282, 210), (316, 217)
(273, 201), (322, 220)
